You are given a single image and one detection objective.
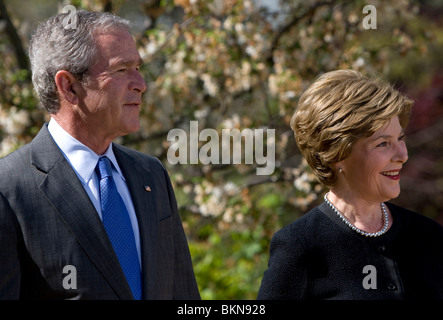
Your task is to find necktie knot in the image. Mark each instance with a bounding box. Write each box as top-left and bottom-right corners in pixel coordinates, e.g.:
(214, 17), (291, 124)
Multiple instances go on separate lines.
(96, 156), (113, 180)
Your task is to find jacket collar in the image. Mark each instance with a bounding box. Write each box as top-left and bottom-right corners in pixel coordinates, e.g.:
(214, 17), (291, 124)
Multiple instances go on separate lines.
(30, 124), (135, 299)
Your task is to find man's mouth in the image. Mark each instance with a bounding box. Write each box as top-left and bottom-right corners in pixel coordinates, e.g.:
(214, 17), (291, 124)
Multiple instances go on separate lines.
(124, 102), (141, 108)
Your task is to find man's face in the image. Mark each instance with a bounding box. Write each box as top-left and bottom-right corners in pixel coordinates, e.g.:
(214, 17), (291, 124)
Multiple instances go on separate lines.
(78, 29), (146, 139)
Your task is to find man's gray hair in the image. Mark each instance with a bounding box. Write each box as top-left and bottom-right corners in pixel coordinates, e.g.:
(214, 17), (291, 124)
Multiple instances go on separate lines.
(29, 10), (131, 114)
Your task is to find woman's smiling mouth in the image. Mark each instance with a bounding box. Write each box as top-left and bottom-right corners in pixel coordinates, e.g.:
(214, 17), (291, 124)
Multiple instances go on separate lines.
(380, 170), (401, 180)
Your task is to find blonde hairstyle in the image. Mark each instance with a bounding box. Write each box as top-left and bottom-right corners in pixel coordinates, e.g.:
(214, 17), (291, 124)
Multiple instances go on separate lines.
(290, 69), (413, 188)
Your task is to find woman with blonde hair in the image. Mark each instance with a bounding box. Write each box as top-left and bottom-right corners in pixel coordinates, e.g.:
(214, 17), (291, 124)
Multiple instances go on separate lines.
(258, 69), (443, 299)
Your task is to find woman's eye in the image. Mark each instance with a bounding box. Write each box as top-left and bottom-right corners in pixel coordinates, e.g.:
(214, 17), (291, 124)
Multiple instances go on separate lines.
(376, 141), (388, 148)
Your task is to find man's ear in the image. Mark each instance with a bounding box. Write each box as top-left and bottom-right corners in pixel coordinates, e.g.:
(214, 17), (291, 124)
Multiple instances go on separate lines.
(54, 70), (81, 105)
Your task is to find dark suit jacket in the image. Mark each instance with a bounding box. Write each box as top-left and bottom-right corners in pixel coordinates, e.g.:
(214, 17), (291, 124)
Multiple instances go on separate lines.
(0, 124), (200, 300)
(257, 202), (443, 300)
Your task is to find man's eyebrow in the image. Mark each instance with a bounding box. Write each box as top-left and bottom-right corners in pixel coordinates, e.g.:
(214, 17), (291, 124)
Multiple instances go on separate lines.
(111, 58), (143, 68)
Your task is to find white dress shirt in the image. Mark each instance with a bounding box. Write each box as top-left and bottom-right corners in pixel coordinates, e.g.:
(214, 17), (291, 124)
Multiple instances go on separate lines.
(47, 118), (141, 265)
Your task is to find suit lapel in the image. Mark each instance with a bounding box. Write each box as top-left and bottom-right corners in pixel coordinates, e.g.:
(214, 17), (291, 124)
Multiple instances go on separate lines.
(113, 145), (159, 299)
(30, 125), (133, 299)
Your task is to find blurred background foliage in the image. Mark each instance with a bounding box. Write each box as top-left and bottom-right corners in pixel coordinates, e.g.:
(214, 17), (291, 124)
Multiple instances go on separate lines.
(1, 0), (442, 299)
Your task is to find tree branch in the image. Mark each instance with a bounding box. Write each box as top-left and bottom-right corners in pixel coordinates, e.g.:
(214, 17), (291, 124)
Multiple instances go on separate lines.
(0, 0), (30, 72)
(266, 0), (333, 64)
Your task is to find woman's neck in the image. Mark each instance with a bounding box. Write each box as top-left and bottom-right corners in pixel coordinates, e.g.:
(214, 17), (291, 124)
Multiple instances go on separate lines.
(326, 189), (393, 233)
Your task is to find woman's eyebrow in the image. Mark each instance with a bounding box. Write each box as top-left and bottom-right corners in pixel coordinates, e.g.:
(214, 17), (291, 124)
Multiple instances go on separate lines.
(371, 129), (404, 141)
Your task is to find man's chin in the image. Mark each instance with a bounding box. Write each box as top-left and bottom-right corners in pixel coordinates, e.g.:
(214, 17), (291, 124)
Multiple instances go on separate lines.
(118, 120), (140, 137)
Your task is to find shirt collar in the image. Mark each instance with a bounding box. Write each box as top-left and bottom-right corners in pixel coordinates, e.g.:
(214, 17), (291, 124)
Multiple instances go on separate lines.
(101, 144), (126, 182)
(47, 118), (125, 185)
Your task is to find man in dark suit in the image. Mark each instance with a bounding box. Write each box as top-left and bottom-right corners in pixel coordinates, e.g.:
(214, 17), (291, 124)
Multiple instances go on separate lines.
(0, 10), (200, 299)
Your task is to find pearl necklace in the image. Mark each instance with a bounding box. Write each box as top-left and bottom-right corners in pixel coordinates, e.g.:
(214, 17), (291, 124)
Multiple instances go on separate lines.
(323, 192), (389, 237)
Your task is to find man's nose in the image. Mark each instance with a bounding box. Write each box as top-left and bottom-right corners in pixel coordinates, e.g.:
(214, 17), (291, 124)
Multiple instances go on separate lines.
(131, 69), (147, 94)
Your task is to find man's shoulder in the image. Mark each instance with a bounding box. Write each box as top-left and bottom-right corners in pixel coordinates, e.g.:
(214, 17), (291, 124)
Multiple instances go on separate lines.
(0, 143), (35, 193)
(112, 143), (166, 172)
(0, 143), (32, 172)
(113, 143), (159, 161)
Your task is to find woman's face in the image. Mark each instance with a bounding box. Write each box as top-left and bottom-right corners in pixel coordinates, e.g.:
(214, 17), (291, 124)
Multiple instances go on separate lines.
(334, 116), (408, 203)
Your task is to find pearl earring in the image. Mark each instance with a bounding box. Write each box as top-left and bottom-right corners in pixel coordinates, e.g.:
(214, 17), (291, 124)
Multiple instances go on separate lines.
(338, 168), (343, 173)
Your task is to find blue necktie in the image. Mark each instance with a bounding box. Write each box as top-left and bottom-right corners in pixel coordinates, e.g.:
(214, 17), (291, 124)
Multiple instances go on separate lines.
(96, 156), (142, 300)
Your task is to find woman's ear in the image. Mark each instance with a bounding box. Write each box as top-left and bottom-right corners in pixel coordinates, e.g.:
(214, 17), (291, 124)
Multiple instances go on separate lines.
(54, 70), (80, 105)
(331, 161), (345, 174)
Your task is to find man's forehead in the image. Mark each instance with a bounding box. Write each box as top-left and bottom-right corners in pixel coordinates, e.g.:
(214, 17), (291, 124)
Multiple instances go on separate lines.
(94, 29), (135, 48)
(92, 30), (140, 66)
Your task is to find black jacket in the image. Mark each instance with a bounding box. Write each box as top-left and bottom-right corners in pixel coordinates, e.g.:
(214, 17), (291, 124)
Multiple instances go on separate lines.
(257, 202), (443, 300)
